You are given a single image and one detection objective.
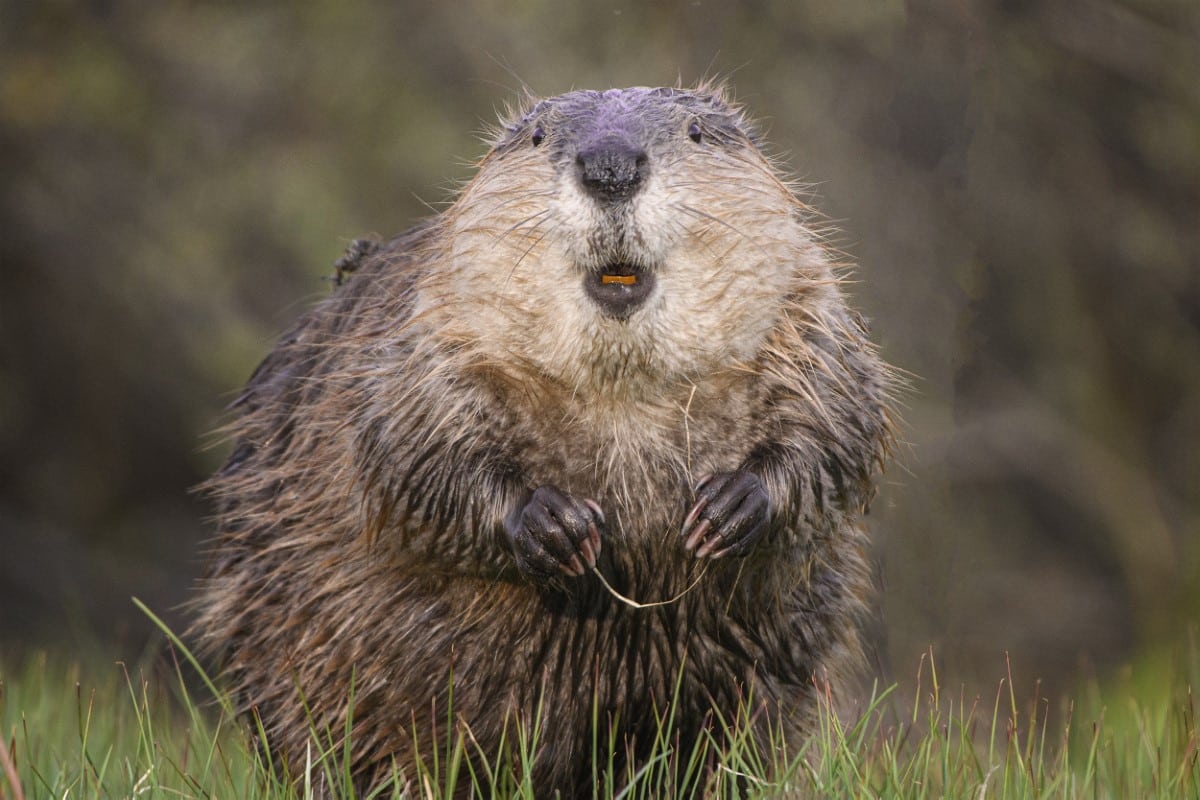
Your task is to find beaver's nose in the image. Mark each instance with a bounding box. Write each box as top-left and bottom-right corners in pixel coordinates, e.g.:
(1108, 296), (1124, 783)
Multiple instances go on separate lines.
(575, 140), (649, 202)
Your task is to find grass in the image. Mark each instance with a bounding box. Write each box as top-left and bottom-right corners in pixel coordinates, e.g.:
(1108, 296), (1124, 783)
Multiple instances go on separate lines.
(1, 622), (1198, 799)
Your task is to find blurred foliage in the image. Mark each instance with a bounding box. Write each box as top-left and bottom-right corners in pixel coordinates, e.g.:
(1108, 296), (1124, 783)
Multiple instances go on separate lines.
(0, 0), (1197, 697)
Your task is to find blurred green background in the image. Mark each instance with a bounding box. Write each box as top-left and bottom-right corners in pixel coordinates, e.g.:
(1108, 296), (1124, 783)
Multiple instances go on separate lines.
(1, 0), (1197, 700)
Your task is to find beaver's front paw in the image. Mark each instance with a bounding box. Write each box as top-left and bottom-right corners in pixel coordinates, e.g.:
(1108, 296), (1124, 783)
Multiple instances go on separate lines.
(681, 471), (770, 559)
(504, 486), (604, 579)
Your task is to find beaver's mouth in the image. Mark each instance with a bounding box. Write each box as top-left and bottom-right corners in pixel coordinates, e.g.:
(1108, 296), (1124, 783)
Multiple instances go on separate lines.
(583, 263), (656, 320)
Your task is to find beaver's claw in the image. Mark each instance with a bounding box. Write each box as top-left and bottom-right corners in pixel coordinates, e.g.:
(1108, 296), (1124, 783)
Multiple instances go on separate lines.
(681, 470), (769, 559)
(505, 486), (604, 580)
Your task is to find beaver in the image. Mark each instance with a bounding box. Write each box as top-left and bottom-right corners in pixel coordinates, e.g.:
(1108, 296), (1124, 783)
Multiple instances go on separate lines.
(195, 84), (895, 796)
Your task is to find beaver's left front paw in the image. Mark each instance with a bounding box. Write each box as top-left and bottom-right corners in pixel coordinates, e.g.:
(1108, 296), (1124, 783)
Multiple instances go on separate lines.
(681, 470), (770, 559)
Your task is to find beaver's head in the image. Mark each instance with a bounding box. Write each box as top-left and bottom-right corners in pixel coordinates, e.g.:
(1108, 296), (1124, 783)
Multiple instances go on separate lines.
(434, 86), (832, 396)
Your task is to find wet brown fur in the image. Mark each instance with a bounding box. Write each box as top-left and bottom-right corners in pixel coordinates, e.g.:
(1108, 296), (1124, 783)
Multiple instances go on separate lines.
(194, 84), (896, 796)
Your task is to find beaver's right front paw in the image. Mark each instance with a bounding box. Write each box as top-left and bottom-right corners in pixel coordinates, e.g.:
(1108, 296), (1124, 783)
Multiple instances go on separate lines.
(504, 486), (604, 580)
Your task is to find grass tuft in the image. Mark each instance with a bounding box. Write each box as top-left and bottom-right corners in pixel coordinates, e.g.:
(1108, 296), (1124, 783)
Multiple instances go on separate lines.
(1, 625), (1198, 798)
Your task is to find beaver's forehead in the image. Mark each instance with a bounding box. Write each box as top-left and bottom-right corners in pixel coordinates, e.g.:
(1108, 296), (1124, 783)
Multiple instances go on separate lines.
(547, 87), (710, 117)
(524, 87), (737, 131)
(493, 86), (755, 153)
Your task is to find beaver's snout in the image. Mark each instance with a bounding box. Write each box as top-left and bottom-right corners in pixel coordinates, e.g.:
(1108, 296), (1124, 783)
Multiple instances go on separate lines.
(573, 131), (655, 319)
(575, 139), (648, 203)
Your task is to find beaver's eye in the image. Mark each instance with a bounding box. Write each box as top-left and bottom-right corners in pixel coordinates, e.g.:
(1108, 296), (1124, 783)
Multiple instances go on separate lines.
(687, 121), (702, 144)
(531, 126), (545, 147)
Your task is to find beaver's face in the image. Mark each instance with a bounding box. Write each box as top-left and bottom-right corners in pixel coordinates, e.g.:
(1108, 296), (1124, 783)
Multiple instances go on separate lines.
(441, 87), (826, 394)
(503, 88), (758, 322)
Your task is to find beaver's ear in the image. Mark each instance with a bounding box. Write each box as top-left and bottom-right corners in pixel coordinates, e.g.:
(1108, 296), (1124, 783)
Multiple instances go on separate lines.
(333, 238), (381, 286)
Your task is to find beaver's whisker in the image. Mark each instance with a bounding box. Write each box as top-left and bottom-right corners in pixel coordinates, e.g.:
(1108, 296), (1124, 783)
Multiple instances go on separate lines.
(676, 203), (772, 260)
